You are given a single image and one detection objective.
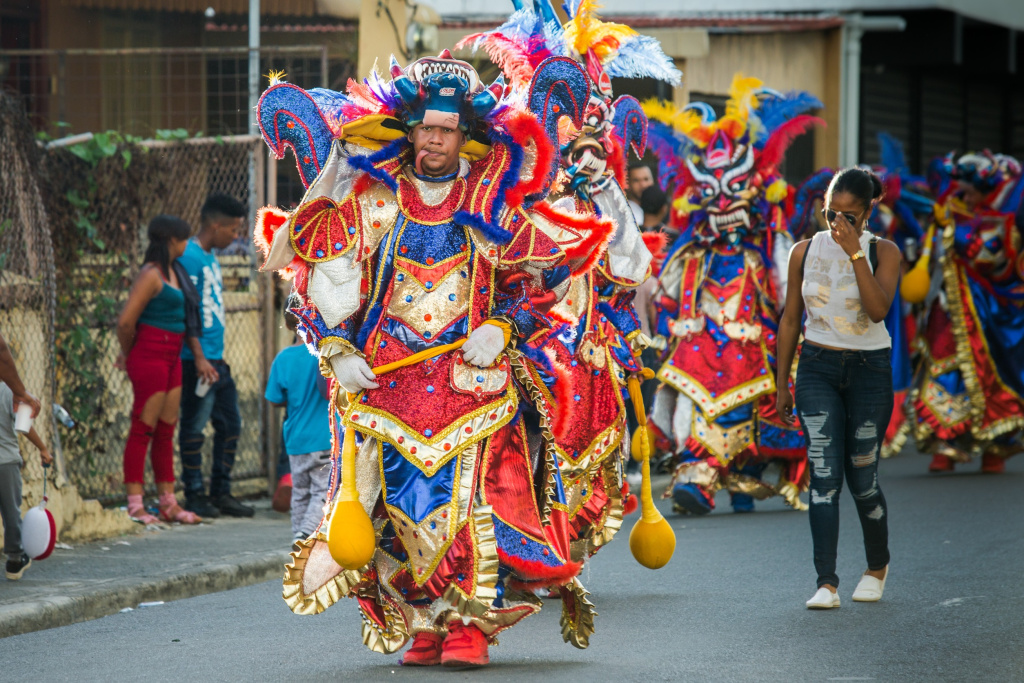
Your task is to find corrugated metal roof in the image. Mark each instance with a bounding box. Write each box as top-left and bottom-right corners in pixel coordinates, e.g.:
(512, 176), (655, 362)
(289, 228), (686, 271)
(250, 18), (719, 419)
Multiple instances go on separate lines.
(59, 0), (318, 16)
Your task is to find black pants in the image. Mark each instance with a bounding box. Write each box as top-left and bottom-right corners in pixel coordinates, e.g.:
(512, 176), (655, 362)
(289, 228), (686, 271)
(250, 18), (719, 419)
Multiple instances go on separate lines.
(795, 345), (893, 589)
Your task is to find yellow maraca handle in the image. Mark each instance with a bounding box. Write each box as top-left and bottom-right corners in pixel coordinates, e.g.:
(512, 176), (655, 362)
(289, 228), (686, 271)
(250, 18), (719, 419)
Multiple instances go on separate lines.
(626, 375), (663, 523)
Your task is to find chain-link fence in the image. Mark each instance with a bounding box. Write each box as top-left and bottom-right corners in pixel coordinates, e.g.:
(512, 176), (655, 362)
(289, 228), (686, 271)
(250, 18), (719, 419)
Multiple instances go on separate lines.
(0, 93), (59, 503)
(0, 88), (283, 503)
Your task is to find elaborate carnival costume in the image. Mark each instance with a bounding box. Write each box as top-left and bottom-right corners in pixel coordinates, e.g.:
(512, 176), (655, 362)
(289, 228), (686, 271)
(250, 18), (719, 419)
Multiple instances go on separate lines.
(459, 0), (680, 571)
(908, 151), (1024, 472)
(253, 48), (655, 666)
(791, 133), (935, 457)
(644, 76), (821, 514)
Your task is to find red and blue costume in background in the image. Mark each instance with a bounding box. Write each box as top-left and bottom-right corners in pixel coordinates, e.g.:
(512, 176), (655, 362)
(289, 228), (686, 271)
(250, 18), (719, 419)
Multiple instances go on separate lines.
(910, 151), (1024, 471)
(643, 76), (821, 514)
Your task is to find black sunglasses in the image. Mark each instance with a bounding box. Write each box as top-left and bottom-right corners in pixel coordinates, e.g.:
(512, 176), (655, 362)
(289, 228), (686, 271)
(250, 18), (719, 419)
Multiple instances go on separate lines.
(822, 208), (859, 226)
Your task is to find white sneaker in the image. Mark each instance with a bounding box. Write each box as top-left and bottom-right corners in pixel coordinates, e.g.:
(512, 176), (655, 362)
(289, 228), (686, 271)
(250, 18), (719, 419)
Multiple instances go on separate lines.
(851, 567), (888, 602)
(806, 587), (840, 609)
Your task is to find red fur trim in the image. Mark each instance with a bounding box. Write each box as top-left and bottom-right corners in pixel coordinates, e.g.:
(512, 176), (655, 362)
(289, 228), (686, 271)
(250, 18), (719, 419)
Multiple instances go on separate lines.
(641, 231), (668, 259)
(501, 551), (583, 588)
(351, 171), (374, 198)
(758, 115), (824, 173)
(622, 481), (639, 516)
(505, 110), (556, 207)
(532, 202), (615, 275)
(254, 206), (289, 258)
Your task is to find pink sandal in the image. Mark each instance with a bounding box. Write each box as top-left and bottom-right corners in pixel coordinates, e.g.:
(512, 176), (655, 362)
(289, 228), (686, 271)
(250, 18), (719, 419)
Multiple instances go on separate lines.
(127, 493), (161, 525)
(158, 493), (202, 525)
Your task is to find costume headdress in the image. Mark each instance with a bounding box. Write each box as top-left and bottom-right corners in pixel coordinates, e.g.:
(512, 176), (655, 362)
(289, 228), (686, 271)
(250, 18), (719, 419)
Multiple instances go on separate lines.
(644, 74), (823, 245)
(945, 150), (1022, 194)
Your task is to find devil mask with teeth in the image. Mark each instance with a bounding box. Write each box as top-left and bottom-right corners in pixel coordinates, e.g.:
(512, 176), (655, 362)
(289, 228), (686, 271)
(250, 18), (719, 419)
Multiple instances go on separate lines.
(389, 50), (505, 133)
(644, 74), (823, 247)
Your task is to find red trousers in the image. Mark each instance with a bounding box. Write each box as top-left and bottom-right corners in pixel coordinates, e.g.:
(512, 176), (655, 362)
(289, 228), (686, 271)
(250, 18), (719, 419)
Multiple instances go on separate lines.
(123, 324), (183, 484)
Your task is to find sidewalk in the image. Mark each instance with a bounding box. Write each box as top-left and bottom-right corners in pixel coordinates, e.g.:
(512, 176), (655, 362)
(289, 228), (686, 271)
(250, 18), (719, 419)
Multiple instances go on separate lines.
(0, 498), (293, 638)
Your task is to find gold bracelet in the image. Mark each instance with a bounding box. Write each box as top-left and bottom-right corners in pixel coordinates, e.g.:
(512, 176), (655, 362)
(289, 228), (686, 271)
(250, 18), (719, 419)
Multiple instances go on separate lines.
(850, 250), (865, 262)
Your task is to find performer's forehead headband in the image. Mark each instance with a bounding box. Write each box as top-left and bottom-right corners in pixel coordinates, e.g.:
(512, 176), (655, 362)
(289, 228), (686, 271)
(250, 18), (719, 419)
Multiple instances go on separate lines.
(390, 50), (505, 132)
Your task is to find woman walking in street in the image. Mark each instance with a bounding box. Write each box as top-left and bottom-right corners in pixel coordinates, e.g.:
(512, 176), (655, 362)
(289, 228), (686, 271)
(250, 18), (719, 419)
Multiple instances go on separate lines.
(776, 168), (901, 609)
(116, 215), (202, 525)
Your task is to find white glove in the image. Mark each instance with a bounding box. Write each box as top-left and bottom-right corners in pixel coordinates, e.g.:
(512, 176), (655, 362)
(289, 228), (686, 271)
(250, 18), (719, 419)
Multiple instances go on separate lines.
(462, 324), (506, 368)
(329, 353), (379, 393)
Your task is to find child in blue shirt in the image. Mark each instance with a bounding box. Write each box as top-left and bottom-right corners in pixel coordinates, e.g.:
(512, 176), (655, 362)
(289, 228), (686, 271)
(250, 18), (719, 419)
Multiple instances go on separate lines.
(265, 303), (333, 542)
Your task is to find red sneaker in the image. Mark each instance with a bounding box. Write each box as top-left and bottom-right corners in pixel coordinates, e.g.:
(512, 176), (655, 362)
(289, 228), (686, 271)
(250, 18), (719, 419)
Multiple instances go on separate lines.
(981, 453), (1005, 474)
(928, 454), (955, 472)
(400, 632), (443, 666)
(441, 622), (489, 667)
(272, 474), (292, 513)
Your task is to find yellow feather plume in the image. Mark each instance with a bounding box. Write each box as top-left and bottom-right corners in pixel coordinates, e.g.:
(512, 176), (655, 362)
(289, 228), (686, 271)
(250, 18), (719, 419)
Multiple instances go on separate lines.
(564, 0), (637, 63)
(726, 74), (763, 123)
(641, 98), (703, 135)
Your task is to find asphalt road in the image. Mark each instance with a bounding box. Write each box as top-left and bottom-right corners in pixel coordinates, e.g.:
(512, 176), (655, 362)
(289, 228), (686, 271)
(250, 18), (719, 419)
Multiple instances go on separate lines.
(4, 452), (1023, 682)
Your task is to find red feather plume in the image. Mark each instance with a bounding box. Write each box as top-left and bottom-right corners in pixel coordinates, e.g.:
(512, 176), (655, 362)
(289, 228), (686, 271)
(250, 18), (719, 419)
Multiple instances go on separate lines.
(505, 110), (556, 207)
(757, 115), (824, 173)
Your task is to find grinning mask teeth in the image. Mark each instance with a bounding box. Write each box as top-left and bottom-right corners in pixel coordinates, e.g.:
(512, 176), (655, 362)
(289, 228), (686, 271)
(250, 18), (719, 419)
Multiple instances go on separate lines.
(389, 50), (504, 131)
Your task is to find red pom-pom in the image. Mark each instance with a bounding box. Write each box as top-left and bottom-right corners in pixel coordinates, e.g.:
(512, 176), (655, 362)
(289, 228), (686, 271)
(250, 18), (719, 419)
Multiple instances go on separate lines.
(622, 487), (639, 516)
(254, 205), (289, 258)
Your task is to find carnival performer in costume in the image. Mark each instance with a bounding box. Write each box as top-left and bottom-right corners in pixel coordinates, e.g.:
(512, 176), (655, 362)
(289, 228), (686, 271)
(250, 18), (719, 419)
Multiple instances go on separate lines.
(459, 0), (679, 583)
(909, 151), (1024, 473)
(254, 50), (629, 667)
(644, 76), (821, 514)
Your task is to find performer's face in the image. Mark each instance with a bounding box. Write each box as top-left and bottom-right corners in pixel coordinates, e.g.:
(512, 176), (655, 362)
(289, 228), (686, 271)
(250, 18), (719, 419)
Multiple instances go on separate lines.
(409, 124), (464, 177)
(627, 166), (653, 201)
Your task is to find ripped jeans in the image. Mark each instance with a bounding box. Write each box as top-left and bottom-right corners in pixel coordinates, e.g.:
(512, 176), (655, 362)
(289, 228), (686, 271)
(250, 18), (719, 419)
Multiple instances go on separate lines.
(795, 344), (892, 589)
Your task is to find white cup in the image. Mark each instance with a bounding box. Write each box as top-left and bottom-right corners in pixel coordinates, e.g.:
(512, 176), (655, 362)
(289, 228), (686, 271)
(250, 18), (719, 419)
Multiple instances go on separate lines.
(195, 377), (213, 398)
(14, 403), (33, 433)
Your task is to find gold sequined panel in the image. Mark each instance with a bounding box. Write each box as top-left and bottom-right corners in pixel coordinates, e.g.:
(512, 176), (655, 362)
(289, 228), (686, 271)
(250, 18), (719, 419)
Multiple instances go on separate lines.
(668, 316), (705, 338)
(666, 459), (720, 494)
(699, 283), (741, 326)
(350, 393), (516, 477)
(689, 410), (755, 464)
(657, 362), (775, 420)
(390, 256), (472, 336)
(358, 184), (401, 249)
(387, 505), (463, 587)
(577, 336), (607, 369)
(402, 167), (459, 207)
(553, 419), (624, 481)
(922, 378), (972, 428)
(451, 355), (510, 397)
(549, 274), (589, 324)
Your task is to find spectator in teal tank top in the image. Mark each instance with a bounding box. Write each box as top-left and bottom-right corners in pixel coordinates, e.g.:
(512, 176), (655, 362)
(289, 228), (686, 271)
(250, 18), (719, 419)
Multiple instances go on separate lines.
(116, 215), (203, 525)
(177, 194), (254, 519)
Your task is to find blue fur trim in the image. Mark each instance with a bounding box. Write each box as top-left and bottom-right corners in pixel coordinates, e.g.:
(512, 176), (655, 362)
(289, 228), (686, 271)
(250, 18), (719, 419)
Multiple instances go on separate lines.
(348, 137), (408, 193)
(454, 210), (514, 244)
(488, 127), (525, 214)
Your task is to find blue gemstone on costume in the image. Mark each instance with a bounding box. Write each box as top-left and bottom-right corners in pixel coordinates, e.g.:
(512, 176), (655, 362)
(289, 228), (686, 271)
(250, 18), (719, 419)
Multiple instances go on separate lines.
(571, 360), (578, 367)
(316, 250), (324, 258)
(512, 215), (519, 223)
(389, 381), (396, 388)
(669, 359), (674, 365)
(298, 238), (306, 246)
(593, 369), (599, 376)
(717, 371), (723, 377)
(461, 270), (467, 278)
(426, 386), (434, 394)
(397, 273), (404, 281)
(738, 354), (743, 360)
(693, 345), (699, 351)
(574, 394), (581, 401)
(685, 290), (691, 296)
(600, 316), (607, 322)
(482, 178), (491, 185)
(405, 295), (413, 302)
(711, 392), (717, 398)
(361, 395), (368, 403)
(348, 226), (356, 234)
(476, 375), (484, 383)
(424, 428), (433, 436)
(424, 331), (432, 338)
(457, 573), (465, 581)
(760, 368), (766, 375)
(718, 297), (725, 303)
(479, 287), (488, 294)
(744, 305), (750, 311)
(448, 293), (456, 301)
(334, 242), (343, 250)
(380, 341), (387, 348)
(418, 550), (423, 556)
(430, 521), (436, 529)
(425, 281), (433, 289)
(599, 259), (604, 266)
(550, 247), (558, 254)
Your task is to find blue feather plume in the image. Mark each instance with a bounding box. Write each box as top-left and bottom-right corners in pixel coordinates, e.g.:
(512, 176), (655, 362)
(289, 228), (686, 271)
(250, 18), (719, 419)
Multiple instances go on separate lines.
(604, 35), (682, 85)
(877, 132), (908, 176)
(753, 90), (822, 142)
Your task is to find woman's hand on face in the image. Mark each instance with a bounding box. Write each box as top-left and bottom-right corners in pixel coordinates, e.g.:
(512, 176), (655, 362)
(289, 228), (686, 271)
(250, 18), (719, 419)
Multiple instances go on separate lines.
(830, 214), (863, 258)
(776, 388), (797, 426)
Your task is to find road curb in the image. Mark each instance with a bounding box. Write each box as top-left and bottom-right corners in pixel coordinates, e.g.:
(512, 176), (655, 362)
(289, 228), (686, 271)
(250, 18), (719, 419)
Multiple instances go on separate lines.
(0, 549), (290, 639)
